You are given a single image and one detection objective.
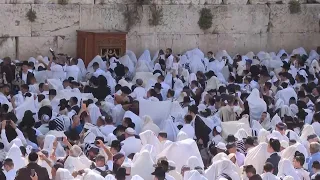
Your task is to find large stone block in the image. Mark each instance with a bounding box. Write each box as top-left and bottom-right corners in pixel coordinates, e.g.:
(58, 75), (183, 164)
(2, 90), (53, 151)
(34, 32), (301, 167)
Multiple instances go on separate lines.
(0, 37), (16, 59)
(7, 0), (34, 3)
(57, 34), (77, 57)
(210, 5), (270, 34)
(198, 34), (219, 54)
(216, 33), (265, 55)
(223, 0), (247, 5)
(270, 4), (320, 33)
(18, 37), (58, 60)
(0, 4), (31, 37)
(80, 4), (126, 31)
(31, 4), (80, 37)
(34, 0), (93, 4)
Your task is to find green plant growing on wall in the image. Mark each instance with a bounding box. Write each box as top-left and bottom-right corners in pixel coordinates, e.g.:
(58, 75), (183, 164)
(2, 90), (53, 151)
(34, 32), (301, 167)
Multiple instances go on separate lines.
(198, 8), (213, 30)
(123, 6), (141, 31)
(58, 0), (69, 5)
(26, 9), (37, 22)
(289, 0), (301, 14)
(137, 0), (150, 5)
(148, 5), (163, 26)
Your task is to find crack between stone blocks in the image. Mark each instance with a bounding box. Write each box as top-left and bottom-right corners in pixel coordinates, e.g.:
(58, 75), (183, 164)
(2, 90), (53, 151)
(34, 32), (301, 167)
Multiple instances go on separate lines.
(266, 3), (272, 33)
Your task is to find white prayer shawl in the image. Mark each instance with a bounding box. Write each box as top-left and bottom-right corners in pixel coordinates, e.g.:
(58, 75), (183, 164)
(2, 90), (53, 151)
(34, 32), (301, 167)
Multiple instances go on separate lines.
(139, 130), (162, 156)
(34, 71), (49, 83)
(234, 128), (248, 140)
(187, 156), (202, 170)
(244, 143), (268, 174)
(275, 87), (297, 106)
(64, 156), (90, 173)
(55, 168), (74, 180)
(124, 111), (143, 134)
(277, 49), (287, 58)
(220, 116), (251, 139)
(83, 169), (105, 180)
(173, 78), (184, 98)
(131, 150), (154, 180)
(77, 58), (87, 80)
(87, 103), (102, 125)
(15, 96), (37, 123)
(177, 131), (189, 141)
(189, 54), (205, 74)
(126, 50), (138, 66)
(184, 170), (208, 180)
(87, 55), (107, 73)
(157, 139), (204, 171)
(139, 99), (172, 126)
(188, 73), (197, 85)
(277, 159), (300, 180)
(204, 159), (240, 180)
(260, 112), (271, 130)
(247, 89), (267, 121)
(215, 50), (233, 65)
(43, 135), (59, 156)
(136, 60), (153, 72)
(141, 115), (160, 135)
(29, 84), (39, 94)
(309, 59), (320, 76)
(119, 55), (135, 73)
(205, 76), (221, 91)
(160, 118), (179, 142)
(285, 130), (301, 143)
(119, 79), (133, 89)
(300, 124), (316, 142)
(280, 143), (308, 163)
(291, 47), (307, 56)
(270, 114), (282, 131)
(260, 172), (280, 180)
(105, 174), (116, 180)
(7, 144), (25, 171)
(258, 129), (270, 143)
(111, 104), (125, 125)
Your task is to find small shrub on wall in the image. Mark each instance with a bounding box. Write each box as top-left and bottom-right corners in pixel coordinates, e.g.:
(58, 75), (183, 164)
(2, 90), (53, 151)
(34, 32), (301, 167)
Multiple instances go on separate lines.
(26, 9), (37, 22)
(58, 0), (69, 5)
(149, 5), (163, 26)
(289, 0), (301, 14)
(198, 8), (213, 30)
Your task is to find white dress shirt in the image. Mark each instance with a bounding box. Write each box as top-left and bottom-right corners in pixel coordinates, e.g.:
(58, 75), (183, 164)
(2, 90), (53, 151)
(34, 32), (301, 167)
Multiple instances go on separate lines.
(179, 124), (195, 139)
(93, 68), (105, 77)
(21, 72), (27, 84)
(166, 54), (174, 70)
(99, 125), (116, 137)
(133, 87), (146, 99)
(4, 169), (16, 180)
(121, 136), (142, 156)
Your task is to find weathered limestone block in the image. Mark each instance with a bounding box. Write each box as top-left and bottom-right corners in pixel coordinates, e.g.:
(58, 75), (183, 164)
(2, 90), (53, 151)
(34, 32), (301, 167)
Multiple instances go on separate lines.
(94, 0), (133, 4)
(210, 5), (270, 34)
(198, 34), (219, 54)
(31, 4), (80, 37)
(34, 0), (93, 4)
(57, 34), (77, 57)
(223, 0), (247, 5)
(216, 33), (264, 55)
(7, 0), (34, 3)
(0, 0), (6, 3)
(18, 37), (58, 60)
(249, 0), (292, 4)
(0, 4), (31, 37)
(80, 4), (126, 31)
(0, 37), (16, 59)
(270, 4), (320, 33)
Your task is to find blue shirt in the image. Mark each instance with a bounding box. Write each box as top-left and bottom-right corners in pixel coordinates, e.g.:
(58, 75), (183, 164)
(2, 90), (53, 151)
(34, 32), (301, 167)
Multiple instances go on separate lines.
(308, 152), (320, 175)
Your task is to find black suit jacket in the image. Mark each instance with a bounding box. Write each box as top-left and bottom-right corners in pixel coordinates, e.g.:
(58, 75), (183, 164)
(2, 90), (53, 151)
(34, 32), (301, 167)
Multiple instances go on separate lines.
(15, 162), (50, 180)
(19, 71), (34, 85)
(266, 153), (281, 175)
(71, 105), (80, 114)
(194, 115), (211, 147)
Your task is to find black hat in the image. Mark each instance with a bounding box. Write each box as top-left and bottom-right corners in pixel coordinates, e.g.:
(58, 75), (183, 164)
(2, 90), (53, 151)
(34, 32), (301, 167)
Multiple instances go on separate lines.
(281, 61), (290, 70)
(226, 134), (236, 143)
(58, 98), (68, 106)
(113, 125), (127, 135)
(22, 61), (29, 66)
(153, 83), (163, 90)
(245, 136), (255, 146)
(24, 110), (36, 117)
(111, 140), (121, 148)
(151, 167), (166, 177)
(49, 89), (57, 96)
(276, 122), (287, 131)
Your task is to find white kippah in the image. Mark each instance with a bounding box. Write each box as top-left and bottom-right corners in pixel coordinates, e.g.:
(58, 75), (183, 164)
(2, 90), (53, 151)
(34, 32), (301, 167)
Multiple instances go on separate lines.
(215, 126), (222, 133)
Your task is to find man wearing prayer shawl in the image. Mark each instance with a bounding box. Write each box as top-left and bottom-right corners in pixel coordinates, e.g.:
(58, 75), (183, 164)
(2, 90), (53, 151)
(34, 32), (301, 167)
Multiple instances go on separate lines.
(187, 105), (211, 147)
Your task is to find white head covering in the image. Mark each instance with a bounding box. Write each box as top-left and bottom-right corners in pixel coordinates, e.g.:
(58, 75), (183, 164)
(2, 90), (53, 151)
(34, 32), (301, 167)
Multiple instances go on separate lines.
(6, 144), (25, 171)
(258, 129), (271, 143)
(244, 142), (268, 174)
(7, 138), (24, 152)
(130, 175), (144, 180)
(87, 55), (107, 73)
(277, 159), (300, 180)
(177, 131), (189, 141)
(55, 168), (74, 180)
(131, 150), (154, 180)
(280, 142), (308, 162)
(234, 128), (248, 140)
(187, 156), (202, 170)
(141, 115), (160, 135)
(184, 170), (208, 180)
(83, 169), (105, 180)
(247, 89), (267, 120)
(204, 159), (240, 180)
(300, 124), (316, 142)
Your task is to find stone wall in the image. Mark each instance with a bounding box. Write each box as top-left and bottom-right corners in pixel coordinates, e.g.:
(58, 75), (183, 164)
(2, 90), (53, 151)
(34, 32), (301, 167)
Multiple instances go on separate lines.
(0, 0), (319, 60)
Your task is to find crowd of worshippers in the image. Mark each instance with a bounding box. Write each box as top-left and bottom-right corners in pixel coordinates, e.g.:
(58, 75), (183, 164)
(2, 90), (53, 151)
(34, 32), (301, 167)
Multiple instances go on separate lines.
(0, 47), (319, 180)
